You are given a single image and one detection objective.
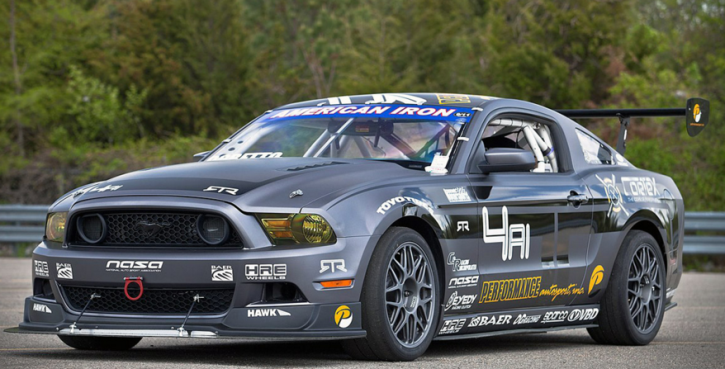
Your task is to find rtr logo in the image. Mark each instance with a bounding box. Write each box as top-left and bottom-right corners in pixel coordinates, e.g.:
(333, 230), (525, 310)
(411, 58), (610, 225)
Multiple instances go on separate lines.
(320, 259), (347, 274)
(335, 305), (353, 328)
(457, 221), (469, 232)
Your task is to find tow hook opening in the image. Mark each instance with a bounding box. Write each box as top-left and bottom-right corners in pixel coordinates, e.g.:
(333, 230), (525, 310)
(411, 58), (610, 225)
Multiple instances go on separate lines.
(262, 282), (307, 304)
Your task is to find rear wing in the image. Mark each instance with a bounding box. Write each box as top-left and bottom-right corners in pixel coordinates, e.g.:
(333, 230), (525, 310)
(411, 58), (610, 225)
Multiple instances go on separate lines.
(556, 97), (709, 155)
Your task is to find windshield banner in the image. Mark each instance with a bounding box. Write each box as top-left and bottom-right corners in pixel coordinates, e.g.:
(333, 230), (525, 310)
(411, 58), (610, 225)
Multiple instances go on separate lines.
(263, 104), (475, 123)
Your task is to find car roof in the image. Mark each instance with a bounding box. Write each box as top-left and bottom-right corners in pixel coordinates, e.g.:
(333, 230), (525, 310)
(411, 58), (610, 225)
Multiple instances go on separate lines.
(273, 92), (614, 161)
(276, 93), (501, 109)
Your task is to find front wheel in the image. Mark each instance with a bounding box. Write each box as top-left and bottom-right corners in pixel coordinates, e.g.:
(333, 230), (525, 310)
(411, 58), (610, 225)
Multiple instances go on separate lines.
(342, 227), (440, 361)
(587, 230), (666, 345)
(58, 335), (142, 350)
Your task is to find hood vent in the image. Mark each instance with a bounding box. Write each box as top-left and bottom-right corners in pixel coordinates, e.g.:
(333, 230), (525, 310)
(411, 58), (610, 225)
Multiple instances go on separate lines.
(285, 161), (347, 172)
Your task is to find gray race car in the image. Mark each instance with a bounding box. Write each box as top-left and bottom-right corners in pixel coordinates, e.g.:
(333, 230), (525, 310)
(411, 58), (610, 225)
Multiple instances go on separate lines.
(7, 93), (709, 360)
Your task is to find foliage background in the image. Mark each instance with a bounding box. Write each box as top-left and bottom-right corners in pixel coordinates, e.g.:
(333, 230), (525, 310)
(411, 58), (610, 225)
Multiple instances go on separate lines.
(1, 0), (723, 210)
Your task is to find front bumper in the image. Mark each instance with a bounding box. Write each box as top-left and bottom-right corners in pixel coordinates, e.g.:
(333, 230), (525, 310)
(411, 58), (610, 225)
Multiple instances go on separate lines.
(14, 297), (364, 339)
(16, 232), (376, 339)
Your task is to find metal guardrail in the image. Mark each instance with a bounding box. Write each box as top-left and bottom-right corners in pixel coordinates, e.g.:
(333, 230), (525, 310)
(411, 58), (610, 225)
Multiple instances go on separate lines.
(0, 205), (48, 244)
(0, 205), (723, 254)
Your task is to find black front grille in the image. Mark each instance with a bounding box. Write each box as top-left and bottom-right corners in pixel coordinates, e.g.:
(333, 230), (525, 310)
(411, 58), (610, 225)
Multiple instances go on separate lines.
(60, 285), (234, 315)
(71, 212), (243, 247)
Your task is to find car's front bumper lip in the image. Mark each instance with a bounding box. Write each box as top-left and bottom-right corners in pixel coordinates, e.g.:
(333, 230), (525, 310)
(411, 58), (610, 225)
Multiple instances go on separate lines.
(15, 297), (365, 339)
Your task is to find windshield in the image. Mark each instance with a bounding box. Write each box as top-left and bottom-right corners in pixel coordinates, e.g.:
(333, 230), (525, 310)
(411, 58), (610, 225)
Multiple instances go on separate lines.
(206, 104), (474, 164)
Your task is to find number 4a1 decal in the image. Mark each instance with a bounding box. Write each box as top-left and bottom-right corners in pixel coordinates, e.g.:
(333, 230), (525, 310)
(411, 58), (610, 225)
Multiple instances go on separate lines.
(483, 206), (530, 261)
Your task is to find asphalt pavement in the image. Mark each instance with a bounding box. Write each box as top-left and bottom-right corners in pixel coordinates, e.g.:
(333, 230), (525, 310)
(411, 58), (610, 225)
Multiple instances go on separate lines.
(1, 257), (723, 368)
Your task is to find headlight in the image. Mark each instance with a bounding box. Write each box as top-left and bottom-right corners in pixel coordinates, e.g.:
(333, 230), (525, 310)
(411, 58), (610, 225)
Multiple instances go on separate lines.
(46, 212), (68, 243)
(258, 214), (336, 245)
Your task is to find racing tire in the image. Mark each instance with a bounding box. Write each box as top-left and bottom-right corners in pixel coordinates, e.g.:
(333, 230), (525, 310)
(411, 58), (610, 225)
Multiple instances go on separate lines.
(587, 230), (666, 345)
(342, 227), (440, 361)
(58, 335), (142, 350)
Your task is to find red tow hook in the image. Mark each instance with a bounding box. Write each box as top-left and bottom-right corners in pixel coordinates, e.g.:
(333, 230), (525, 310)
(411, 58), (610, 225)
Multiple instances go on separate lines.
(124, 277), (144, 301)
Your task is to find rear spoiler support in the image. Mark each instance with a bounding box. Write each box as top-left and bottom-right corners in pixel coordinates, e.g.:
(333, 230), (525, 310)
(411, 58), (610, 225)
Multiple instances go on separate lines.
(556, 98), (709, 155)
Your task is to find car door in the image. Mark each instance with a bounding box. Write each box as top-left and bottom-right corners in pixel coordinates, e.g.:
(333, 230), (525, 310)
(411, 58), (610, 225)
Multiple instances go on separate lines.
(467, 114), (593, 313)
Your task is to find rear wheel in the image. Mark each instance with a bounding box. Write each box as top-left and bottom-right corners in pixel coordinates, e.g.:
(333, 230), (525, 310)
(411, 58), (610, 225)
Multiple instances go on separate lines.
(58, 335), (142, 350)
(588, 230), (665, 345)
(342, 227), (439, 361)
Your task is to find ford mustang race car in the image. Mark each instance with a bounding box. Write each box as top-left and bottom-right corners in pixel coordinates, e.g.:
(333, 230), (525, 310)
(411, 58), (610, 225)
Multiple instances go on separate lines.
(7, 93), (709, 360)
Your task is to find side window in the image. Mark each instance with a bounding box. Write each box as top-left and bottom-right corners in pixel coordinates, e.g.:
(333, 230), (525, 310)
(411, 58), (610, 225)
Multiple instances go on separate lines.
(576, 129), (612, 165)
(473, 118), (559, 173)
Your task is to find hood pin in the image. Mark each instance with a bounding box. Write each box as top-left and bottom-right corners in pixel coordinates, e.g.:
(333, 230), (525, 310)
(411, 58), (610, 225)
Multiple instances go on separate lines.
(289, 189), (303, 198)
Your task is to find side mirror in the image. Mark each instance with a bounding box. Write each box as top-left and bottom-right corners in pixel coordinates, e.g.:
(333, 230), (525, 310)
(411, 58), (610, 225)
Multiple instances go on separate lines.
(193, 151), (209, 162)
(478, 148), (536, 174)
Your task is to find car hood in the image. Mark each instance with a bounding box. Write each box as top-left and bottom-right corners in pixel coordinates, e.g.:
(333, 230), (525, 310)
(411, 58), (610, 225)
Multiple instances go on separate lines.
(71, 158), (425, 212)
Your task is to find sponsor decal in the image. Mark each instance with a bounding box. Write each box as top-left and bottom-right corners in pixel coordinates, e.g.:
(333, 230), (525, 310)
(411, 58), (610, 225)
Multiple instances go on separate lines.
(265, 104), (474, 123)
(426, 153), (450, 174)
(479, 275), (595, 304)
(203, 185), (240, 195)
(326, 96), (353, 105)
(320, 259), (347, 274)
(541, 310), (569, 323)
(366, 93), (427, 105)
(445, 291), (477, 311)
(106, 260), (163, 273)
(376, 196), (435, 215)
(483, 206), (530, 261)
(34, 260), (49, 277)
(444, 187), (471, 203)
(439, 318), (466, 335)
(513, 314), (541, 325)
(541, 308), (599, 323)
(538, 284), (585, 301)
(479, 276), (541, 303)
(448, 275), (479, 289)
(567, 308), (599, 322)
(437, 93), (471, 105)
(596, 174), (630, 216)
(245, 264), (287, 280)
(56, 263), (73, 279)
(694, 103), (701, 122)
(33, 303), (52, 314)
(74, 184), (123, 197)
(469, 314), (511, 327)
(335, 305), (353, 328)
(621, 176), (661, 202)
(247, 308), (291, 317)
(209, 152), (284, 161)
(456, 221), (470, 232)
(447, 252), (476, 272)
(211, 265), (233, 282)
(588, 265), (604, 295)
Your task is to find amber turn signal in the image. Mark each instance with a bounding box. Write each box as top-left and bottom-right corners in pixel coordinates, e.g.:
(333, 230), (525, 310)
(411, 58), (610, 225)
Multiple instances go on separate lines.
(319, 279), (353, 289)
